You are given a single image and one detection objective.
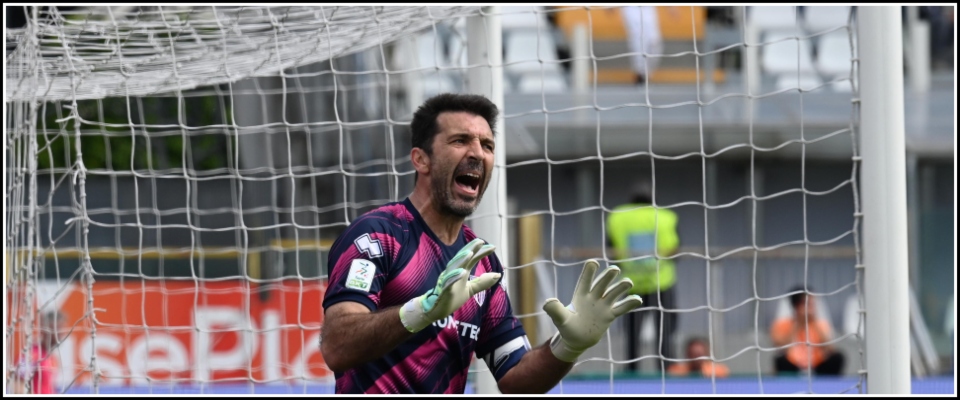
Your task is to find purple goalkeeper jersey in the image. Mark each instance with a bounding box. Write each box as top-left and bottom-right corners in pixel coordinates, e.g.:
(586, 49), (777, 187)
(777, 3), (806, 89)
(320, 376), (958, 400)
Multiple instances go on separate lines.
(323, 198), (528, 394)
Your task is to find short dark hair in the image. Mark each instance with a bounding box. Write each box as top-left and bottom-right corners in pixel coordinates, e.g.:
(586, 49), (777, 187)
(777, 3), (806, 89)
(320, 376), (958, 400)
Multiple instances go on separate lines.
(630, 182), (653, 204)
(685, 336), (708, 351)
(789, 285), (812, 308)
(410, 93), (499, 156)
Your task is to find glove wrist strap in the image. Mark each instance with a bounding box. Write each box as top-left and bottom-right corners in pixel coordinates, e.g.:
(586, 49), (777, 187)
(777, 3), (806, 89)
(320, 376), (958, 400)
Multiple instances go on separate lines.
(399, 297), (431, 333)
(549, 332), (582, 363)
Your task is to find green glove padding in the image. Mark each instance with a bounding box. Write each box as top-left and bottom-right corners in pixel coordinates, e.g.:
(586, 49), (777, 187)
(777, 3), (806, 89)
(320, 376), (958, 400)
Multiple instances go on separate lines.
(399, 238), (500, 333)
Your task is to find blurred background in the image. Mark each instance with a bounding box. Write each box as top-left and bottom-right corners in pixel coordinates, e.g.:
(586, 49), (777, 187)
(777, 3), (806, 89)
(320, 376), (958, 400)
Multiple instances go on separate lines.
(5, 5), (954, 393)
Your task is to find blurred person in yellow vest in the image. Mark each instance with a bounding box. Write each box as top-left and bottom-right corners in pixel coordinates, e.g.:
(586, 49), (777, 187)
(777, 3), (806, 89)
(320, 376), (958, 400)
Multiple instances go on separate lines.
(606, 182), (679, 373)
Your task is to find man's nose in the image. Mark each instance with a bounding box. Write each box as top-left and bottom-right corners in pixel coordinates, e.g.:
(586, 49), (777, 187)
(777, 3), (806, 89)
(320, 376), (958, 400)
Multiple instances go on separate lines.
(465, 138), (483, 158)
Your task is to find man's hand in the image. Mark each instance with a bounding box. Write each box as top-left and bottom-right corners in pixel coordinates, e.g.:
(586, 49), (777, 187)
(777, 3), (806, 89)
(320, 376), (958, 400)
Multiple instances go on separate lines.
(399, 238), (500, 333)
(543, 260), (644, 362)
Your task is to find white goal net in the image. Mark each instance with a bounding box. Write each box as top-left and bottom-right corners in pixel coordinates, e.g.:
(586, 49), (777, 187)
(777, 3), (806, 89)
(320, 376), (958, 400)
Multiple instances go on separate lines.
(5, 5), (909, 395)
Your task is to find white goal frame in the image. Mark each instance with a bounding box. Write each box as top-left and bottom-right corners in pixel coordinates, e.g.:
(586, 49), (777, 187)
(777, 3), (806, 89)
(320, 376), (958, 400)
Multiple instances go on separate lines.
(856, 6), (910, 395)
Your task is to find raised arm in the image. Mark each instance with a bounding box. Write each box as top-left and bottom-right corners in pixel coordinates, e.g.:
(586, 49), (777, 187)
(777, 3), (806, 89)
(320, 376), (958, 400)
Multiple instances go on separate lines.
(497, 343), (573, 394)
(320, 302), (412, 373)
(813, 319), (837, 353)
(770, 318), (798, 348)
(320, 238), (500, 373)
(496, 259), (643, 394)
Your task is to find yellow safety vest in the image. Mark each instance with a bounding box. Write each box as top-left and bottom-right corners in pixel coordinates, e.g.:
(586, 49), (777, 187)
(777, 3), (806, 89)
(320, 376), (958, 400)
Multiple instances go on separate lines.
(606, 203), (679, 295)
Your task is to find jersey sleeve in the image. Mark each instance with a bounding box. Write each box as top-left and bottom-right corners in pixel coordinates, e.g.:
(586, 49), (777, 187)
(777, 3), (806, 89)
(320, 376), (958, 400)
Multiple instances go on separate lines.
(474, 254), (530, 381)
(323, 215), (402, 312)
(14, 347), (39, 379)
(15, 358), (32, 379)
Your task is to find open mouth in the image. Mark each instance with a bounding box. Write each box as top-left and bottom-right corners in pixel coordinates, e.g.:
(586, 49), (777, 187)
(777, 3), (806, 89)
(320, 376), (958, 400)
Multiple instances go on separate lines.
(454, 171), (481, 195)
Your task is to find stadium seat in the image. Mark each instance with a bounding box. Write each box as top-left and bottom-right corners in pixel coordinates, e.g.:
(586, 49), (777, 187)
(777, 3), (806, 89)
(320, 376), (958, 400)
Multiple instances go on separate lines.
(803, 6), (852, 33)
(517, 71), (567, 94)
(657, 6), (705, 41)
(815, 30), (854, 74)
(554, 6), (627, 41)
(748, 6), (801, 31)
(504, 30), (562, 77)
(762, 30), (816, 74)
(416, 32), (452, 69)
(415, 32), (461, 96)
(550, 6), (717, 85)
(417, 73), (457, 97)
(500, 6), (548, 31)
(816, 30), (856, 92)
(775, 73), (823, 92)
(762, 30), (821, 91)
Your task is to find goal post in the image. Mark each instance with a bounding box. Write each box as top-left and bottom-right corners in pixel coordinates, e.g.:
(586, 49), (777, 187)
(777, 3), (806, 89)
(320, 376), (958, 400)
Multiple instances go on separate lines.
(464, 6), (506, 394)
(856, 6), (911, 394)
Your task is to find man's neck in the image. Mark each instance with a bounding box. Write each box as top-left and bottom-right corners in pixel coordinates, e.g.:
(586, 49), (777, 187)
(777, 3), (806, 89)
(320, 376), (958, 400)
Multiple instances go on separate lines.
(409, 190), (464, 246)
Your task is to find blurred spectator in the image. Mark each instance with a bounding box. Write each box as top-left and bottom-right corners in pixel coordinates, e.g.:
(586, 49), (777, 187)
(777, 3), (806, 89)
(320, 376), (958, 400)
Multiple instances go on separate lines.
(13, 310), (68, 394)
(771, 287), (845, 376)
(606, 182), (680, 373)
(667, 337), (731, 378)
(620, 6), (665, 84)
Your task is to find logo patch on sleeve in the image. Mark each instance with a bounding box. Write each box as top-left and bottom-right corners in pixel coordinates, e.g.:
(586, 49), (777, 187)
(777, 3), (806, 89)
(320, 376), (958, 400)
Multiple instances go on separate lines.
(345, 259), (375, 291)
(354, 233), (383, 258)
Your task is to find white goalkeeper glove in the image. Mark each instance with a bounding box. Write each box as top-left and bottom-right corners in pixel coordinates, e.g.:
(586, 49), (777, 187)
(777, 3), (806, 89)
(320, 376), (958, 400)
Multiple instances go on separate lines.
(543, 259), (644, 362)
(399, 238), (500, 333)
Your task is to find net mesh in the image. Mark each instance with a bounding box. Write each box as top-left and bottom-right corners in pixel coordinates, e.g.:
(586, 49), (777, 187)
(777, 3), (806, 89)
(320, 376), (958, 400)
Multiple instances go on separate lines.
(5, 5), (871, 394)
(5, 6), (481, 102)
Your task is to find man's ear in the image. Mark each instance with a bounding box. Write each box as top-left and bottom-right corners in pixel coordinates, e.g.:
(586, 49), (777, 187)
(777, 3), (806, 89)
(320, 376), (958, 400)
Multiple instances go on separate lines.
(411, 147), (430, 176)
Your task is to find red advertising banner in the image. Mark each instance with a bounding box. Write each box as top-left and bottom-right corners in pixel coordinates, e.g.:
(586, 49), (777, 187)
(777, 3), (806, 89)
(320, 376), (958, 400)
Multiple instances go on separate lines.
(7, 280), (330, 387)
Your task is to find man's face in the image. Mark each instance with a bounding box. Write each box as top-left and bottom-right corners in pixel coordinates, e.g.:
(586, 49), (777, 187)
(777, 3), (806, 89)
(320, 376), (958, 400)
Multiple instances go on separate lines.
(795, 295), (814, 321)
(425, 111), (495, 218)
(687, 342), (708, 360)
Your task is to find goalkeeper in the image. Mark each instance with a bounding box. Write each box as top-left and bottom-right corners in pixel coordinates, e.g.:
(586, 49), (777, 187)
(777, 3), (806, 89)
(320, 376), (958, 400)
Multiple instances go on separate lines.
(320, 93), (643, 394)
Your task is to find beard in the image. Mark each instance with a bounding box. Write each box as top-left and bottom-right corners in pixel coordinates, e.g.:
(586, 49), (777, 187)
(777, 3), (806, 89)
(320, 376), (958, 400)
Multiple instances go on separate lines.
(431, 157), (488, 218)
